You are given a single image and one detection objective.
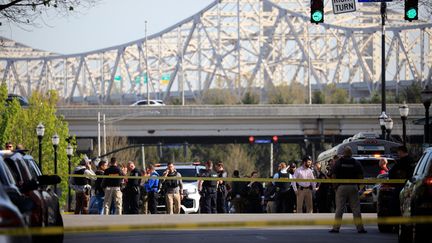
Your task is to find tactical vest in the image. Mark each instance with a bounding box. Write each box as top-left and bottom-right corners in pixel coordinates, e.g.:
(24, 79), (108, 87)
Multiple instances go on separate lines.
(275, 171), (290, 191)
(202, 169), (218, 188)
(165, 171), (179, 188)
(73, 168), (89, 186)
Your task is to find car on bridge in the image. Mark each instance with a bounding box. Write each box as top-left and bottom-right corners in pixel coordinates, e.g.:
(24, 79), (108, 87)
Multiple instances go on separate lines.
(130, 99), (165, 106)
(155, 162), (204, 214)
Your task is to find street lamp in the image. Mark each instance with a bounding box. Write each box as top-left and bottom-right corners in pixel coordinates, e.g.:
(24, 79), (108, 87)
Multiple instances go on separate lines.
(52, 134), (60, 193)
(66, 143), (73, 212)
(421, 85), (432, 145)
(384, 116), (393, 141)
(379, 112), (388, 140)
(36, 123), (45, 172)
(399, 102), (409, 147)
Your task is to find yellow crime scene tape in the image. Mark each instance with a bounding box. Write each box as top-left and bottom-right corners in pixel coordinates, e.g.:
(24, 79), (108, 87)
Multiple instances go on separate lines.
(64, 173), (406, 184)
(1, 216), (432, 236)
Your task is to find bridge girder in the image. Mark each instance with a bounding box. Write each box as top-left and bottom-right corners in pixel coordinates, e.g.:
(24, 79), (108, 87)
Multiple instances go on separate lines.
(1, 0), (431, 104)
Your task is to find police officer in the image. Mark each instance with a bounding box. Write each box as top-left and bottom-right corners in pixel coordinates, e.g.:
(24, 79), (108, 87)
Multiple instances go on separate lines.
(329, 146), (367, 233)
(215, 162), (228, 213)
(198, 160), (218, 214)
(124, 161), (141, 214)
(102, 157), (125, 215)
(162, 162), (183, 214)
(273, 162), (291, 213)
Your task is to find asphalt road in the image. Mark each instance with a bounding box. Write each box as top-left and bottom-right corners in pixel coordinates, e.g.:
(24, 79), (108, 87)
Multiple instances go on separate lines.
(62, 214), (397, 243)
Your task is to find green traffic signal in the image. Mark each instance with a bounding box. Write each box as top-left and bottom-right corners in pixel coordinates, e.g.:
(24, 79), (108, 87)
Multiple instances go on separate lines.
(312, 11), (323, 23)
(406, 8), (417, 20)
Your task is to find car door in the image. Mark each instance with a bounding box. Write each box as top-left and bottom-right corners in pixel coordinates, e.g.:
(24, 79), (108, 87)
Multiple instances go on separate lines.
(400, 151), (430, 216)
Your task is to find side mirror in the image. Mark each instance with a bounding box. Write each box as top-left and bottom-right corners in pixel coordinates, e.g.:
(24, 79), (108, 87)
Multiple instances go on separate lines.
(20, 180), (39, 193)
(38, 175), (61, 186)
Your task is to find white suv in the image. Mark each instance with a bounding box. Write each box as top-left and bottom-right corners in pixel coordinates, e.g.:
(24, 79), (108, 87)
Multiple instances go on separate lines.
(155, 163), (204, 214)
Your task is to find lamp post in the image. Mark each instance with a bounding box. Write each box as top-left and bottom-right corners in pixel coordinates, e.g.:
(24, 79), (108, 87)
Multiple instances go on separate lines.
(379, 112), (388, 140)
(399, 102), (409, 147)
(52, 134), (60, 193)
(384, 116), (393, 141)
(421, 85), (432, 145)
(36, 123), (45, 172)
(66, 143), (73, 212)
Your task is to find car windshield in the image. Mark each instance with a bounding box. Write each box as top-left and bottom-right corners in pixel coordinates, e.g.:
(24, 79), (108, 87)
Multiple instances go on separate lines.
(23, 158), (42, 179)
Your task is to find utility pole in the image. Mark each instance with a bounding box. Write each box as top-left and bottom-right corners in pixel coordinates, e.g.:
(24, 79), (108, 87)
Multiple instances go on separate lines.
(381, 2), (386, 114)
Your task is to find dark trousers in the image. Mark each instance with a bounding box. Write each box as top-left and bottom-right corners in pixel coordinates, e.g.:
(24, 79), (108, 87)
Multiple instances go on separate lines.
(200, 189), (217, 214)
(216, 191), (226, 213)
(124, 187), (140, 214)
(75, 191), (90, 214)
(147, 191), (159, 214)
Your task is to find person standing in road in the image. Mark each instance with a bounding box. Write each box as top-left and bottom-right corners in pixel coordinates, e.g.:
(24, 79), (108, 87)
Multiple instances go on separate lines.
(89, 160), (108, 214)
(329, 146), (367, 234)
(287, 162), (297, 213)
(215, 162), (228, 213)
(292, 156), (316, 214)
(124, 161), (141, 214)
(144, 164), (160, 214)
(70, 157), (96, 214)
(246, 171), (264, 213)
(273, 162), (291, 213)
(102, 157), (125, 215)
(162, 162), (183, 214)
(198, 160), (218, 214)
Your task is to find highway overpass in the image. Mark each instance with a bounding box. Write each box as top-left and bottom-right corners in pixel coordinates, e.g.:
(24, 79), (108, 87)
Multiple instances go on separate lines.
(58, 104), (425, 145)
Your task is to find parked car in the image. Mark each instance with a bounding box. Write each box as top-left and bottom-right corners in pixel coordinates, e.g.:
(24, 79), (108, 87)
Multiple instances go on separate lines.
(130, 99), (165, 106)
(3, 152), (63, 243)
(5, 94), (29, 107)
(0, 185), (32, 243)
(155, 163), (204, 214)
(398, 147), (432, 243)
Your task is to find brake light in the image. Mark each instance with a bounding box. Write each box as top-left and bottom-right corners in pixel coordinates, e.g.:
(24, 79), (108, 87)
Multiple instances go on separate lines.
(0, 207), (22, 227)
(425, 177), (432, 186)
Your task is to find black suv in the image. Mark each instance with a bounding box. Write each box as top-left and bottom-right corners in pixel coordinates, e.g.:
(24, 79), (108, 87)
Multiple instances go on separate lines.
(398, 147), (432, 243)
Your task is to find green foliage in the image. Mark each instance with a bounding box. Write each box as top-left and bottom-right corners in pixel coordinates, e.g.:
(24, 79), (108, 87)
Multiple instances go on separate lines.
(323, 84), (348, 104)
(0, 88), (73, 208)
(401, 82), (422, 103)
(312, 90), (325, 104)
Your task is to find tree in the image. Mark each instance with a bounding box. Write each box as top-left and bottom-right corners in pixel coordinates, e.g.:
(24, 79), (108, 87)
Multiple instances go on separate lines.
(268, 83), (306, 104)
(202, 88), (239, 105)
(0, 0), (98, 26)
(0, 86), (74, 207)
(242, 90), (260, 104)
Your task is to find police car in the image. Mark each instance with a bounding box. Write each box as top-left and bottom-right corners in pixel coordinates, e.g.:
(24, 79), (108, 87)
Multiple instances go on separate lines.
(155, 162), (204, 214)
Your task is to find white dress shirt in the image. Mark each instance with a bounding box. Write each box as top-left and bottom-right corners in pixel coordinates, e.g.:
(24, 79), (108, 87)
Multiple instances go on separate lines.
(292, 165), (316, 192)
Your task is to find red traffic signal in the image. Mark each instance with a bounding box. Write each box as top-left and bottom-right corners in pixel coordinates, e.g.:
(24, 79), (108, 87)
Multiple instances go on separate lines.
(248, 136), (255, 144)
(272, 136), (278, 143)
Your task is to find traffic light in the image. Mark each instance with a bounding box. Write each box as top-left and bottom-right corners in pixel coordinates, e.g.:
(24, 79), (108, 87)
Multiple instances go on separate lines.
(272, 136), (278, 144)
(311, 0), (324, 24)
(404, 0), (418, 21)
(248, 136), (255, 144)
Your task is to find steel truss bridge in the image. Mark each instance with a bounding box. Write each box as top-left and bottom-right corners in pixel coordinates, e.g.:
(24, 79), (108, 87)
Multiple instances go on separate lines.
(1, 0), (432, 104)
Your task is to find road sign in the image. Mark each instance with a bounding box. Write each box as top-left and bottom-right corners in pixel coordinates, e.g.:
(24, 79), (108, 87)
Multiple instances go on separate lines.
(332, 0), (356, 14)
(358, 0), (392, 2)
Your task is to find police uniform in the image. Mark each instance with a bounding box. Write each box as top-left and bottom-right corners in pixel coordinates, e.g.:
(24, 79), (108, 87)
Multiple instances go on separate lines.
(216, 170), (228, 213)
(163, 170), (183, 214)
(199, 168), (218, 213)
(330, 156), (366, 233)
(124, 167), (142, 214)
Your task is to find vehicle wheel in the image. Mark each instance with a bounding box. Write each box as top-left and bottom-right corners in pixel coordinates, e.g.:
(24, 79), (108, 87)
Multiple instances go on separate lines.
(44, 212), (64, 243)
(378, 223), (393, 233)
(398, 224), (413, 243)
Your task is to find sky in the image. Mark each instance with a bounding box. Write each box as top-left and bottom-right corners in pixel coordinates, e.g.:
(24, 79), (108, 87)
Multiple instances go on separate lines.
(1, 0), (213, 55)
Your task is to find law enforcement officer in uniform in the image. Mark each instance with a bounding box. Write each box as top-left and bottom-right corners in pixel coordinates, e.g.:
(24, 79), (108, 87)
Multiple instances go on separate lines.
(329, 146), (367, 233)
(162, 162), (183, 214)
(144, 164), (160, 214)
(124, 161), (141, 214)
(215, 162), (228, 213)
(198, 160), (218, 214)
(102, 157), (125, 215)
